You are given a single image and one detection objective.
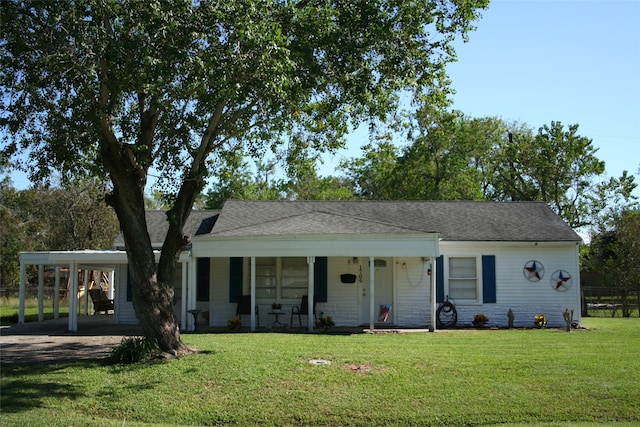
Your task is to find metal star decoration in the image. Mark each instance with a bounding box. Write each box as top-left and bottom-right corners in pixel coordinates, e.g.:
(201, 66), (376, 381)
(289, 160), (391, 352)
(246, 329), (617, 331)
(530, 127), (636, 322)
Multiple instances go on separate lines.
(524, 260), (544, 282)
(550, 270), (572, 291)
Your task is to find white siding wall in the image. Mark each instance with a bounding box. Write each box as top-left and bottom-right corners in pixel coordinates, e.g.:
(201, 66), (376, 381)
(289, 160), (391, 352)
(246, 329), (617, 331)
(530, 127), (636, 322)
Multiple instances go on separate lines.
(440, 242), (581, 328)
(210, 257), (234, 326)
(324, 257), (362, 326)
(394, 258), (433, 327)
(113, 265), (137, 325)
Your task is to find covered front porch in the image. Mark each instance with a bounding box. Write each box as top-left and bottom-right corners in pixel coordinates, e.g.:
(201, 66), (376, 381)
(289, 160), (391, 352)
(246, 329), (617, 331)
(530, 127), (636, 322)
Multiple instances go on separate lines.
(193, 232), (441, 331)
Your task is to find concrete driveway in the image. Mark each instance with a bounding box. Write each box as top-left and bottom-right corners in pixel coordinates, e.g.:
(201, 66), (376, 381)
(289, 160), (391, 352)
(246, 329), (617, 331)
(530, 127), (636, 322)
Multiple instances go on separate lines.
(0, 316), (143, 365)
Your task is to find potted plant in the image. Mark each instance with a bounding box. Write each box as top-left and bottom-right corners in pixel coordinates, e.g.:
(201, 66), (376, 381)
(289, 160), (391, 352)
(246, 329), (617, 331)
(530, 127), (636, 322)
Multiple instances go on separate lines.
(472, 313), (489, 328)
(227, 315), (241, 330)
(534, 313), (547, 329)
(315, 315), (335, 332)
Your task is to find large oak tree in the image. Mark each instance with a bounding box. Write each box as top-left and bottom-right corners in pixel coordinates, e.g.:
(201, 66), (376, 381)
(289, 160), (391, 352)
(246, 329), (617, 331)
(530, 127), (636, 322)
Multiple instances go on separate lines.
(1, 0), (488, 353)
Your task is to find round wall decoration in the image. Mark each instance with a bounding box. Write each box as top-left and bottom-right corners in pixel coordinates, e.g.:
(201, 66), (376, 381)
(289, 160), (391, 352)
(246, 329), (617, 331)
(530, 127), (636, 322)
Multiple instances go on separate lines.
(523, 260), (544, 282)
(550, 270), (572, 292)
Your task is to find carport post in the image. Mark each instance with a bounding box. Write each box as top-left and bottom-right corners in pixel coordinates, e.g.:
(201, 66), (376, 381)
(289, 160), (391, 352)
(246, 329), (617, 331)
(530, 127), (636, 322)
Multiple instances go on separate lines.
(108, 270), (115, 300)
(18, 260), (26, 325)
(68, 262), (78, 332)
(38, 264), (44, 322)
(54, 266), (61, 319)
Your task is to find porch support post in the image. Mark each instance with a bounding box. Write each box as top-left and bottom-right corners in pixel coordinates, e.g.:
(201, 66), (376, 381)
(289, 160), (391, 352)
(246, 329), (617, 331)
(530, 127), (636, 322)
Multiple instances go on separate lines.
(54, 266), (61, 319)
(68, 262), (78, 331)
(307, 256), (315, 331)
(430, 258), (437, 332)
(250, 257), (256, 331)
(369, 256), (375, 332)
(181, 260), (188, 332)
(188, 257), (197, 331)
(38, 264), (44, 322)
(18, 259), (26, 325)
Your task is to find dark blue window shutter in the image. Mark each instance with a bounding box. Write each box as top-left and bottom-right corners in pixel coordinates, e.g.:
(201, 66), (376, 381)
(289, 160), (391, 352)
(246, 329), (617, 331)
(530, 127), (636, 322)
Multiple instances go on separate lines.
(229, 257), (243, 303)
(436, 255), (444, 303)
(197, 258), (210, 302)
(314, 256), (328, 303)
(482, 255), (496, 303)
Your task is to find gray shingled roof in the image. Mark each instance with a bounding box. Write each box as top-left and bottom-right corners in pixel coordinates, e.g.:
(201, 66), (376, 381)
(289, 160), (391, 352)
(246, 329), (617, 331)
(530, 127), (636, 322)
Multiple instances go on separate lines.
(114, 210), (220, 249)
(207, 200), (581, 242)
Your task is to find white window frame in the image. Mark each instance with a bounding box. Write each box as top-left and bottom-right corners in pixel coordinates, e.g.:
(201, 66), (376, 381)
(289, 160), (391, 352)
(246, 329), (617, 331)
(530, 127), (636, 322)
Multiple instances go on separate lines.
(446, 256), (481, 303)
(251, 257), (308, 302)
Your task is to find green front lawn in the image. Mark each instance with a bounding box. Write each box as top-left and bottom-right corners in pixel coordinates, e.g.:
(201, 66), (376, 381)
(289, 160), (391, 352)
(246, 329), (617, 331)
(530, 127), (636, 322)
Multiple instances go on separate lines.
(1, 318), (638, 426)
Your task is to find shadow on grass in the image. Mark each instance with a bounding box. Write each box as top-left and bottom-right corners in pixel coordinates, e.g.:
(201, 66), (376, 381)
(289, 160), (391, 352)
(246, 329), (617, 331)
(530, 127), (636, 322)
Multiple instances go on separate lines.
(0, 365), (86, 414)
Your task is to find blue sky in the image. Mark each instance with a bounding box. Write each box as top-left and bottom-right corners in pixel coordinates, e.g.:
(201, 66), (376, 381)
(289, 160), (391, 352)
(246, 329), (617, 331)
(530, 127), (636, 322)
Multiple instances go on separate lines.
(8, 0), (639, 199)
(448, 0), (640, 189)
(328, 0), (640, 197)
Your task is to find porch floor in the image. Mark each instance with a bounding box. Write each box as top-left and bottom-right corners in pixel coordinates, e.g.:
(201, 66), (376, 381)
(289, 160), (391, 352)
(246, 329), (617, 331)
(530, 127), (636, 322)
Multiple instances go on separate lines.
(1, 316), (435, 337)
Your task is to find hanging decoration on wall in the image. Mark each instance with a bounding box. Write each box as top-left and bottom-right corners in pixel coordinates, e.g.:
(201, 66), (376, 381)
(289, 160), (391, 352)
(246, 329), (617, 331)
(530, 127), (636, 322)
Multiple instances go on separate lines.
(340, 274), (357, 284)
(550, 270), (572, 291)
(523, 260), (544, 282)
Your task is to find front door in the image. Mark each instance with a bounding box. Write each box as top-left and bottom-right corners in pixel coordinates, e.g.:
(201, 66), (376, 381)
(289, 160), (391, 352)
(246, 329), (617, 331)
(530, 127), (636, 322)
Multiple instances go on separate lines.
(361, 258), (394, 325)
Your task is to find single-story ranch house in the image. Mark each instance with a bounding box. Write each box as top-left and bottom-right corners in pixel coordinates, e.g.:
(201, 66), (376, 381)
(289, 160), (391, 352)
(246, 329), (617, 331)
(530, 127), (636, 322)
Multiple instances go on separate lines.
(19, 200), (582, 332)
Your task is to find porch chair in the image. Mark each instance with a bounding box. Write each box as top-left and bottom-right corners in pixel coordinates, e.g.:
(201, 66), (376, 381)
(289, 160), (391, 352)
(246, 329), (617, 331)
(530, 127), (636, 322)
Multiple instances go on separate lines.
(88, 288), (114, 314)
(290, 295), (317, 328)
(236, 295), (259, 327)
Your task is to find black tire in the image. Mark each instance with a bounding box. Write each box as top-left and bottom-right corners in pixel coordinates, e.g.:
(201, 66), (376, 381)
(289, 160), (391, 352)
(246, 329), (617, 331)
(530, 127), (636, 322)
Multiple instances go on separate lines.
(436, 301), (457, 328)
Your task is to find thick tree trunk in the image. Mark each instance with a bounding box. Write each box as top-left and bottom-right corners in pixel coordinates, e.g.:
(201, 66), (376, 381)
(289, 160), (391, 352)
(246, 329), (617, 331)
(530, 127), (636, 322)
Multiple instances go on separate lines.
(97, 85), (204, 355)
(106, 171), (192, 355)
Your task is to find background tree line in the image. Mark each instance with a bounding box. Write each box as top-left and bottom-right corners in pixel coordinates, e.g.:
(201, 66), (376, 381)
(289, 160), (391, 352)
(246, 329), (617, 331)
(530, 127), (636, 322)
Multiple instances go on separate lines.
(0, 176), (119, 288)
